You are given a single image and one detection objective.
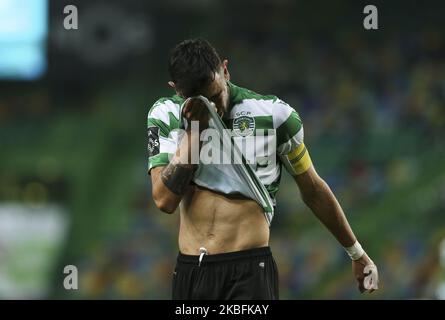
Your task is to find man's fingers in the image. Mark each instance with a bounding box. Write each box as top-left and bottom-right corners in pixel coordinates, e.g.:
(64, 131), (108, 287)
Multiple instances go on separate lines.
(359, 281), (375, 293)
(183, 99), (208, 120)
(361, 287), (375, 294)
(353, 258), (379, 294)
(182, 105), (190, 117)
(357, 276), (365, 293)
(182, 99), (195, 116)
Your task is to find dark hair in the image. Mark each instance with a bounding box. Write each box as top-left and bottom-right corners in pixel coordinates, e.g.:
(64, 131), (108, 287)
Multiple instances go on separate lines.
(168, 38), (222, 97)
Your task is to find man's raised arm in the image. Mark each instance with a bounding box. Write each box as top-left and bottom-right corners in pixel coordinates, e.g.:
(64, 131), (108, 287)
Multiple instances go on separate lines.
(150, 99), (209, 213)
(150, 132), (198, 214)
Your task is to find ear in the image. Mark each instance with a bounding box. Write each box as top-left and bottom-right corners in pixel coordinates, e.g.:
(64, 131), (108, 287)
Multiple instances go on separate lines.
(168, 81), (184, 97)
(222, 59), (230, 81)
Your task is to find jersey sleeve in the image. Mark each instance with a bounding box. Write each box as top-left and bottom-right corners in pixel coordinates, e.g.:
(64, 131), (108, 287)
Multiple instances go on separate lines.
(274, 100), (312, 176)
(147, 99), (181, 174)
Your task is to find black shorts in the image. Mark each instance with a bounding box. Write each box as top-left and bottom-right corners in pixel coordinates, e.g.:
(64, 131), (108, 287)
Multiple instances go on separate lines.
(172, 246), (279, 300)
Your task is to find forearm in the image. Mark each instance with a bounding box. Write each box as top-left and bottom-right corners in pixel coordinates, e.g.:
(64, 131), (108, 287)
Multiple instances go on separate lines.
(152, 130), (199, 213)
(302, 179), (356, 247)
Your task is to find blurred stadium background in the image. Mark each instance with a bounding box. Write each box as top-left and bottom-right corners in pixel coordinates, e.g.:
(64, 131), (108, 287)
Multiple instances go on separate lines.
(0, 0), (444, 299)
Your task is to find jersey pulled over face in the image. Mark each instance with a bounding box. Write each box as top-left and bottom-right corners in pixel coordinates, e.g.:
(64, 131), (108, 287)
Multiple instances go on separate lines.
(147, 81), (312, 206)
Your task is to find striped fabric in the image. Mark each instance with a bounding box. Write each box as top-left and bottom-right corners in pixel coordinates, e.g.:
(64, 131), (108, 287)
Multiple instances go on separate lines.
(147, 82), (309, 222)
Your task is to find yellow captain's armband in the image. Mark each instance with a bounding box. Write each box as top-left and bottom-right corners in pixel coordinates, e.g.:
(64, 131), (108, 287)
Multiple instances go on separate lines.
(287, 143), (312, 175)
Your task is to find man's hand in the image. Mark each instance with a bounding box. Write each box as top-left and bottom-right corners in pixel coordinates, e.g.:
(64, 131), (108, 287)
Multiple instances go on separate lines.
(352, 253), (379, 293)
(182, 98), (212, 131)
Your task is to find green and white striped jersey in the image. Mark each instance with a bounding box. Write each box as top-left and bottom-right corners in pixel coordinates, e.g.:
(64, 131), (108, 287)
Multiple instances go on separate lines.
(147, 81), (305, 206)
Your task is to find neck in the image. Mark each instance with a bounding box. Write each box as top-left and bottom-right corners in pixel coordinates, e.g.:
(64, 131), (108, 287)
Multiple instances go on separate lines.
(221, 82), (232, 118)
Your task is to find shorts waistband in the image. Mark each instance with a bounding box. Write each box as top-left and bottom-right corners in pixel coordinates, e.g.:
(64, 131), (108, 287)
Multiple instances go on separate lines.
(177, 246), (271, 264)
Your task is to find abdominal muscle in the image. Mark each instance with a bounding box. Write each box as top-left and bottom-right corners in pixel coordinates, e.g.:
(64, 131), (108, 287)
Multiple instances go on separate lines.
(178, 185), (270, 255)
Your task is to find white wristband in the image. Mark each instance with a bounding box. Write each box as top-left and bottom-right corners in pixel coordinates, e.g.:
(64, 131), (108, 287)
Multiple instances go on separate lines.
(344, 241), (365, 260)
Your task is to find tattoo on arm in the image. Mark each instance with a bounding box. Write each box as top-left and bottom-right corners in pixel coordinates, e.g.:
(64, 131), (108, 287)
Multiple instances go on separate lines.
(161, 160), (197, 196)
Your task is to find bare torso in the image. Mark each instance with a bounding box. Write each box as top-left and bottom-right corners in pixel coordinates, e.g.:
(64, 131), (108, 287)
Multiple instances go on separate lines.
(178, 185), (270, 255)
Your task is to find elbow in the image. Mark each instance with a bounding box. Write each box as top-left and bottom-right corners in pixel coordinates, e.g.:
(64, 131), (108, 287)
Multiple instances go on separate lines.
(153, 189), (178, 214)
(156, 199), (177, 214)
(154, 197), (177, 214)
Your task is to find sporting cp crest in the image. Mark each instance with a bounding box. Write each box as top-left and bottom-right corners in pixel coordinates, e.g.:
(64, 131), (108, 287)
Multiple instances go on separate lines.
(233, 116), (255, 137)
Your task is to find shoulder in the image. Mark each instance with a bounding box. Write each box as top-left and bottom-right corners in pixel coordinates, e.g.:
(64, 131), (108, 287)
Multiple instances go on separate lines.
(148, 95), (184, 119)
(228, 81), (279, 105)
(147, 95), (184, 133)
(229, 82), (300, 128)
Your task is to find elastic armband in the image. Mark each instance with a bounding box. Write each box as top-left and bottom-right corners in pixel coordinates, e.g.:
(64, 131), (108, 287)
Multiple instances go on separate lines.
(285, 143), (312, 175)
